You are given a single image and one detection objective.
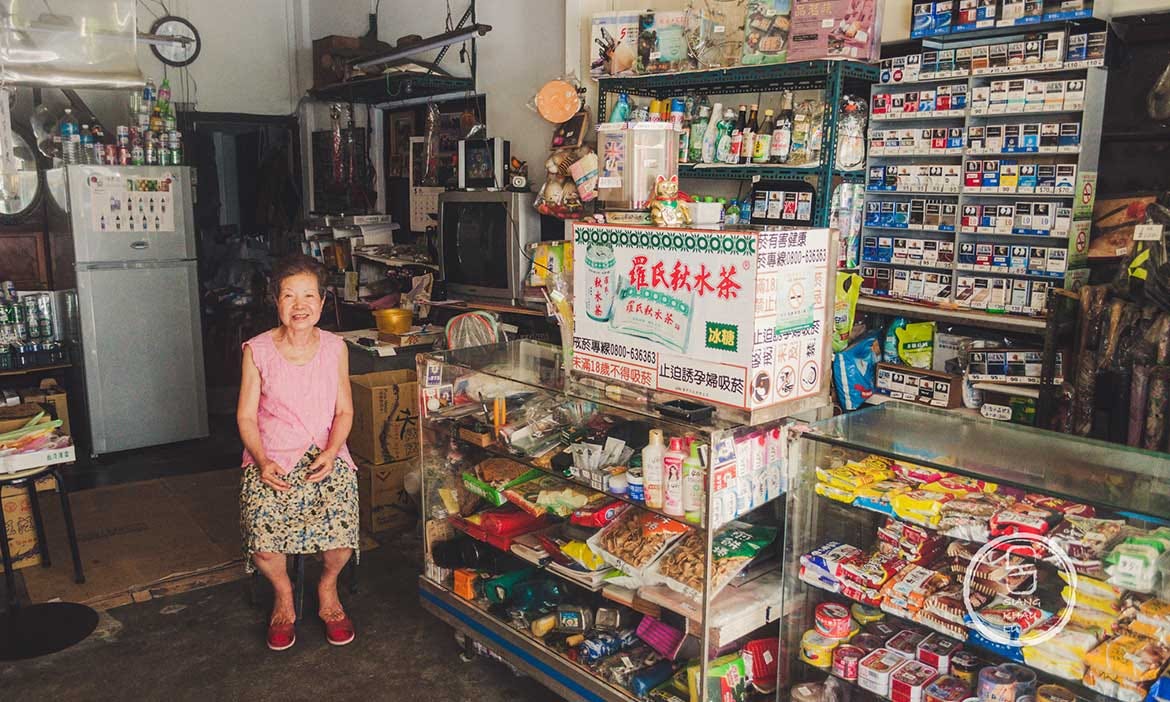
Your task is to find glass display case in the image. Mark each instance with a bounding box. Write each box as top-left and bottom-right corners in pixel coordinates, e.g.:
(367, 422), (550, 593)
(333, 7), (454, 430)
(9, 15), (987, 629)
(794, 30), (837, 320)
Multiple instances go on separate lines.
(417, 340), (792, 702)
(784, 402), (1170, 702)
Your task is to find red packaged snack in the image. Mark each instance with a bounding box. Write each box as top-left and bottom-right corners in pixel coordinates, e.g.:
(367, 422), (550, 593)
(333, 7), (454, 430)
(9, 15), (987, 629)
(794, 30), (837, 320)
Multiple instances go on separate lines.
(840, 551), (909, 588)
(887, 629), (928, 659)
(1023, 493), (1095, 517)
(917, 634), (961, 674)
(892, 462), (949, 484)
(840, 578), (885, 607)
(976, 598), (1047, 634)
(570, 499), (629, 528)
(923, 675), (970, 702)
(989, 502), (1061, 538)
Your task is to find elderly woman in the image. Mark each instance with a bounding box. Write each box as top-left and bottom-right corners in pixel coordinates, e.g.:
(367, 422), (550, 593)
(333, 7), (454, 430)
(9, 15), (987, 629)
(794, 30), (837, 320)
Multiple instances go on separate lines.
(237, 254), (358, 651)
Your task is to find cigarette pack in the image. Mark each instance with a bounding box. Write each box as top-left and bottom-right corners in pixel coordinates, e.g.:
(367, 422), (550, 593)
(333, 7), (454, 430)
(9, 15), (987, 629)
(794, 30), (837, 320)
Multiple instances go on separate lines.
(1059, 123), (1081, 151)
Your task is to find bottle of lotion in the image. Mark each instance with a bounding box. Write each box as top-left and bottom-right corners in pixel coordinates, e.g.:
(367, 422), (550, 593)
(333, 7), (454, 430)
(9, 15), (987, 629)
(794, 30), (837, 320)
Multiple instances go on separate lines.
(682, 442), (704, 524)
(663, 437), (687, 516)
(641, 429), (666, 509)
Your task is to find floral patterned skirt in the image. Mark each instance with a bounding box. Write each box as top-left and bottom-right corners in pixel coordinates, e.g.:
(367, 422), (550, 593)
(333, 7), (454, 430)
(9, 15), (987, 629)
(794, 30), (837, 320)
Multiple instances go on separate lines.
(240, 447), (360, 573)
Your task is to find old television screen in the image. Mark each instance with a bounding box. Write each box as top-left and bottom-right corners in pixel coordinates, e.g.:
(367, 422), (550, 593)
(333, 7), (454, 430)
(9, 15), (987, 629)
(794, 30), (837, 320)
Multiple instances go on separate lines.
(441, 201), (509, 290)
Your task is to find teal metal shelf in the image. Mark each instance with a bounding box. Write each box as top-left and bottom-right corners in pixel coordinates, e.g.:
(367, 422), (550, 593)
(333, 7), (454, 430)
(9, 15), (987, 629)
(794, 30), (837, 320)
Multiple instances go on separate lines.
(598, 60), (878, 227)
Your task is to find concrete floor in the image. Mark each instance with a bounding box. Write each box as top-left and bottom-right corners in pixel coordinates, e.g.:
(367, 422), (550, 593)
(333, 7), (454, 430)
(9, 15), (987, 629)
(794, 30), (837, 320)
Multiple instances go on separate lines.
(0, 534), (560, 701)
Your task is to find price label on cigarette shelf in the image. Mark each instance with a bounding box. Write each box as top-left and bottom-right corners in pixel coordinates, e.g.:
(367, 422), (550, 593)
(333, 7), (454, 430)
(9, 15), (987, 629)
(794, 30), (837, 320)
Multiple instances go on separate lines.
(1134, 224), (1165, 242)
(981, 404), (1013, 421)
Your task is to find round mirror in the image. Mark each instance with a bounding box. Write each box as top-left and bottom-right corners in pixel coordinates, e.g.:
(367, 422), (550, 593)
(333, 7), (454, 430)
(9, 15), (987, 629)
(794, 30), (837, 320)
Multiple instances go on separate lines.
(0, 131), (43, 219)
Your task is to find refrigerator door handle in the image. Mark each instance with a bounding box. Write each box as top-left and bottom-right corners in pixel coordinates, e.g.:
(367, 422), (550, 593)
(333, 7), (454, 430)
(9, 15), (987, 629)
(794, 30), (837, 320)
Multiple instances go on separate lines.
(76, 258), (194, 271)
(130, 240), (149, 250)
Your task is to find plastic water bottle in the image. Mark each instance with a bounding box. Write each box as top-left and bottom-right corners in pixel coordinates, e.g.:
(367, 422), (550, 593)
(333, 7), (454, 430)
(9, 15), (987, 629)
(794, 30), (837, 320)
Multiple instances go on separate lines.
(79, 124), (93, 165)
(58, 109), (80, 165)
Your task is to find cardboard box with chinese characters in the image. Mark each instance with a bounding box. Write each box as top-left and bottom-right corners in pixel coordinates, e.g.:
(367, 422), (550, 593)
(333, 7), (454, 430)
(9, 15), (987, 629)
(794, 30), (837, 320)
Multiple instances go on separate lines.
(350, 370), (419, 466)
(1, 485), (42, 572)
(571, 223), (834, 413)
(356, 456), (417, 534)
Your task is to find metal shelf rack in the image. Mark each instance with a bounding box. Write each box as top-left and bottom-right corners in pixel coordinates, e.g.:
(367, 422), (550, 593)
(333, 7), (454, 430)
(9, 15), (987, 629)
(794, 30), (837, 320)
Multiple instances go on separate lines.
(597, 60), (879, 227)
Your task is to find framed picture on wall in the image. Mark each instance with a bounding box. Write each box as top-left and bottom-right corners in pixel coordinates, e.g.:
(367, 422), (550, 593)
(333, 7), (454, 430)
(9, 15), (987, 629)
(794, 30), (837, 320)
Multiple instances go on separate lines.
(387, 112), (415, 177)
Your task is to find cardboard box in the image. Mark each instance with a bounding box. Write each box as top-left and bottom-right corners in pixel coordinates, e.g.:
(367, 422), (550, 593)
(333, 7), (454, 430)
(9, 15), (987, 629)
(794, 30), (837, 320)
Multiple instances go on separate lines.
(572, 223), (834, 411)
(350, 369), (419, 466)
(19, 380), (70, 437)
(876, 363), (962, 408)
(1, 485), (42, 572)
(356, 456), (417, 534)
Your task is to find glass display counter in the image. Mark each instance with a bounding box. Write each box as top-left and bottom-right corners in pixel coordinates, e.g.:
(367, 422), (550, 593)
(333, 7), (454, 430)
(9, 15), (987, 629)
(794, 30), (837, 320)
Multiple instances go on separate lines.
(417, 340), (792, 702)
(785, 402), (1170, 702)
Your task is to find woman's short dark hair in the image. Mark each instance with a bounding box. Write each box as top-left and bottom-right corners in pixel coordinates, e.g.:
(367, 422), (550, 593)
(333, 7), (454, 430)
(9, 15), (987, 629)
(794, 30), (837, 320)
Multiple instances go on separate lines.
(270, 254), (326, 300)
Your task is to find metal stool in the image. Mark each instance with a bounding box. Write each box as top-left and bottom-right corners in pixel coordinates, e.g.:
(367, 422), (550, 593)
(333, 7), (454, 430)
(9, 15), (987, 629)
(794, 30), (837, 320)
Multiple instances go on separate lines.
(0, 464), (95, 661)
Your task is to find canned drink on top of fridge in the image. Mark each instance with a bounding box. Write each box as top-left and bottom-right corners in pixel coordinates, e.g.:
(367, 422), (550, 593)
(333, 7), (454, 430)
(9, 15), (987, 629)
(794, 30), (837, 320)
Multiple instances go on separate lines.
(2, 281), (15, 301)
(117, 125), (129, 145)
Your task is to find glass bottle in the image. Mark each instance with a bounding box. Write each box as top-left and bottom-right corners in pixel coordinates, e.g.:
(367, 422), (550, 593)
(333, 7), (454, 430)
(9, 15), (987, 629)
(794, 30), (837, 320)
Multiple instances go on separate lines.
(728, 105), (747, 165)
(790, 99), (815, 166)
(770, 91), (795, 164)
(754, 109), (775, 164)
(689, 105), (710, 163)
(741, 104), (759, 165)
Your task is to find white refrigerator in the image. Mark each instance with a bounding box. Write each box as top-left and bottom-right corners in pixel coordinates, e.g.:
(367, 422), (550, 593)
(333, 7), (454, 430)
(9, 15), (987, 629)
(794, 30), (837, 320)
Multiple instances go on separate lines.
(48, 165), (208, 455)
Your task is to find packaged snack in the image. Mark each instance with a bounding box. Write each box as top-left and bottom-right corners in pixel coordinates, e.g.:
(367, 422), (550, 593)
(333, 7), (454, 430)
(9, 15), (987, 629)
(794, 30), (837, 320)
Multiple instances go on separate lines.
(596, 644), (660, 687)
(882, 565), (951, 618)
(989, 502), (1061, 540)
(854, 479), (914, 516)
(922, 475), (996, 497)
(834, 272), (863, 353)
(571, 498), (629, 528)
(887, 629), (928, 659)
(923, 675), (970, 702)
(741, 637), (779, 691)
(1048, 515), (1126, 576)
(815, 481), (859, 504)
(504, 474), (595, 517)
(1083, 669), (1151, 702)
(688, 653), (750, 702)
(648, 522), (776, 599)
(884, 318), (907, 362)
(588, 508), (690, 578)
(1022, 620), (1098, 680)
(802, 541), (864, 579)
(917, 634), (961, 674)
(800, 629), (841, 668)
(1130, 599), (1170, 644)
(840, 578), (885, 607)
(840, 551), (909, 589)
(800, 564), (842, 592)
(924, 587), (990, 626)
(834, 331), (883, 411)
(1084, 633), (1170, 681)
(937, 493), (1010, 542)
(817, 460), (894, 490)
(975, 598), (1049, 635)
(1023, 493), (1095, 517)
(891, 659), (939, 702)
(1064, 604), (1122, 636)
(896, 321), (936, 369)
(852, 603), (885, 625)
(1105, 529), (1170, 592)
(977, 666), (1016, 702)
(950, 651), (981, 688)
(637, 615), (686, 660)
(579, 627), (640, 662)
(833, 644), (865, 680)
(891, 462), (948, 484)
(865, 620), (899, 640)
(630, 659), (675, 697)
(891, 489), (953, 528)
(1058, 571), (1125, 602)
(817, 602), (855, 639)
(859, 648), (909, 697)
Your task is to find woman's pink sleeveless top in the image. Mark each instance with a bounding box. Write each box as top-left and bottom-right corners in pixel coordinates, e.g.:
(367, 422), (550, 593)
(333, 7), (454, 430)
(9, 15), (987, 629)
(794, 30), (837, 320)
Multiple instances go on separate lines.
(241, 329), (353, 474)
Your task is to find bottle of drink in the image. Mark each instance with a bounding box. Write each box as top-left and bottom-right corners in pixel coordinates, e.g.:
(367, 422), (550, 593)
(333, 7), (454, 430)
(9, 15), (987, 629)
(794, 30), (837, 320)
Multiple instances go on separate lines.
(671, 98), (689, 163)
(754, 109), (775, 164)
(642, 429), (666, 510)
(58, 109), (80, 165)
(143, 78), (157, 112)
(770, 91), (794, 164)
(714, 108), (735, 164)
(608, 93), (631, 123)
(689, 105), (710, 163)
(158, 77), (171, 112)
(79, 124), (93, 165)
(169, 131), (183, 165)
(90, 124), (106, 164)
(682, 443), (704, 524)
(808, 100), (825, 165)
(150, 105), (164, 134)
(741, 104), (759, 165)
(728, 105), (747, 164)
(663, 437), (687, 517)
(725, 199), (740, 226)
(701, 101), (723, 163)
(791, 99), (814, 166)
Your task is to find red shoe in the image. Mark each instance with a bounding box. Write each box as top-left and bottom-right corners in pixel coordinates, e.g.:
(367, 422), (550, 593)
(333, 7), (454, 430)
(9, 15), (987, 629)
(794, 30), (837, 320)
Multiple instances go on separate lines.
(325, 615), (355, 646)
(267, 621), (296, 651)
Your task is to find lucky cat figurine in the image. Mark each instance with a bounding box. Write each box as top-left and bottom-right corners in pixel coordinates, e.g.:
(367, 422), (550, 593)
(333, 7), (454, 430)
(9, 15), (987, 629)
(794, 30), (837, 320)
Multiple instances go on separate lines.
(649, 175), (691, 227)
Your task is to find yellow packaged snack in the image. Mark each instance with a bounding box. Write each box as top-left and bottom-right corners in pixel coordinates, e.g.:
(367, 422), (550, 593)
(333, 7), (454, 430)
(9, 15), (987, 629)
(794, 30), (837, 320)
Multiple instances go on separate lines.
(1062, 586), (1125, 616)
(891, 489), (952, 528)
(1065, 605), (1120, 636)
(1083, 633), (1170, 681)
(815, 482), (857, 504)
(1130, 599), (1170, 644)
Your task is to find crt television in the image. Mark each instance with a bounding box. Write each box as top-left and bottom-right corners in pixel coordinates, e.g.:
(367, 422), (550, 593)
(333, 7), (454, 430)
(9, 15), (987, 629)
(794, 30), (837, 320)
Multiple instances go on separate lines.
(438, 190), (539, 303)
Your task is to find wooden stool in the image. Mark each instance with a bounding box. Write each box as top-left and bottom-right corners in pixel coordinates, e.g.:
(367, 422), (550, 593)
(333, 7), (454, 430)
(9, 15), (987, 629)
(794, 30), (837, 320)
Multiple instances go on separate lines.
(0, 464), (85, 612)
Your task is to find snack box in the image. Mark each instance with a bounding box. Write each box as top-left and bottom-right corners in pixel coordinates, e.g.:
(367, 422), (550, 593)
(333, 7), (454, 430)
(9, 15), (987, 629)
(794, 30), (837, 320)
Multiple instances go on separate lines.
(859, 648), (910, 697)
